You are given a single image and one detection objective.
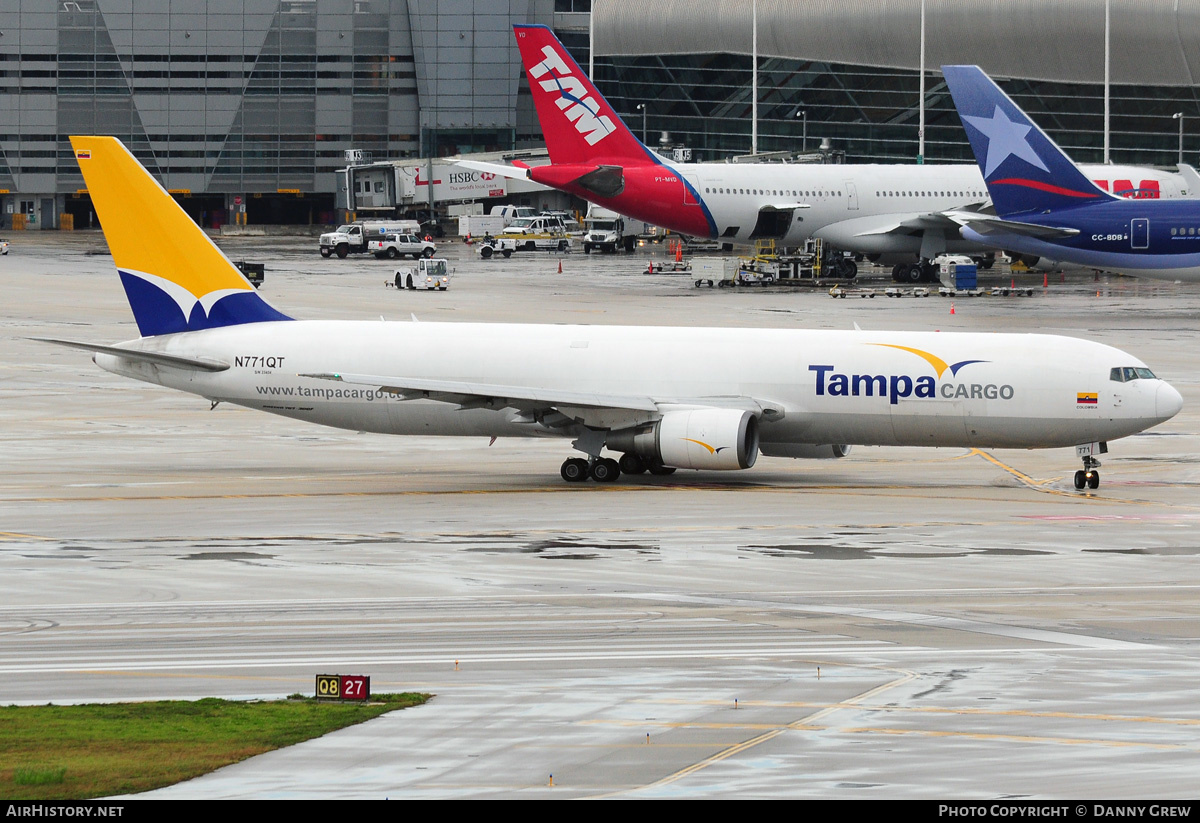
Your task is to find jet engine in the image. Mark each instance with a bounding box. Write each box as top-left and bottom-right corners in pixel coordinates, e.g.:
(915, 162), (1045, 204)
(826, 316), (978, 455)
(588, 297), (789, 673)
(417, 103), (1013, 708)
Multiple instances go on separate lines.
(608, 408), (759, 470)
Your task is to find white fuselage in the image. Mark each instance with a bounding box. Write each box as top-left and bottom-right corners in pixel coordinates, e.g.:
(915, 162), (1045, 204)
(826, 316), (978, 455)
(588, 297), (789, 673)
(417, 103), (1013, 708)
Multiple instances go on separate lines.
(673, 161), (1186, 252)
(94, 322), (1177, 454)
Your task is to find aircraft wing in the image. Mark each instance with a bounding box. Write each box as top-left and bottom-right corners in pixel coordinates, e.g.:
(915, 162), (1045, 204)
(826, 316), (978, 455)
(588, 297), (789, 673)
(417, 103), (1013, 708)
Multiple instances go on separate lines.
(302, 372), (782, 430)
(943, 211), (1080, 240)
(847, 210), (982, 237)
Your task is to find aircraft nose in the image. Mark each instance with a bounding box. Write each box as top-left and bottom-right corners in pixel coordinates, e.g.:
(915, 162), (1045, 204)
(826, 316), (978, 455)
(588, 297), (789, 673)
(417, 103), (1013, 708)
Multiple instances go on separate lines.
(1156, 382), (1184, 421)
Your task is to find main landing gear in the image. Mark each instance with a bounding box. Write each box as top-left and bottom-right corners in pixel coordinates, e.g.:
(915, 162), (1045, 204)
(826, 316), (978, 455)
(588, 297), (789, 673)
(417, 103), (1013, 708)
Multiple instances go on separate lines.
(559, 453), (677, 483)
(891, 259), (937, 283)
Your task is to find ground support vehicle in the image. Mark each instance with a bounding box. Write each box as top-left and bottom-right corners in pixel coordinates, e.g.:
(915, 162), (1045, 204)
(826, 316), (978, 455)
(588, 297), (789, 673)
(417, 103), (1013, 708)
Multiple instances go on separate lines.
(647, 260), (693, 273)
(475, 236), (517, 259)
(494, 215), (573, 253)
(828, 286), (877, 298)
(368, 233), (437, 259)
(458, 214), (507, 238)
(884, 287), (931, 298)
(388, 258), (450, 290)
(233, 261), (264, 288)
(582, 205), (638, 254)
(691, 257), (731, 287)
(320, 220), (420, 258)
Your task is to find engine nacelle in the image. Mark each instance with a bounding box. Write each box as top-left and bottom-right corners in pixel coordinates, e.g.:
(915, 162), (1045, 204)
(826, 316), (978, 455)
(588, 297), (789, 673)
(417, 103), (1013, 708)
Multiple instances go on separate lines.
(609, 408), (759, 470)
(759, 443), (852, 459)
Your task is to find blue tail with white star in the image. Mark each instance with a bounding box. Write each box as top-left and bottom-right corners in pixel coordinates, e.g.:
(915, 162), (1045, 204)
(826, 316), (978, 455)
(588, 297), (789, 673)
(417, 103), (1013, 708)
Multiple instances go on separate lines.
(941, 65), (1116, 218)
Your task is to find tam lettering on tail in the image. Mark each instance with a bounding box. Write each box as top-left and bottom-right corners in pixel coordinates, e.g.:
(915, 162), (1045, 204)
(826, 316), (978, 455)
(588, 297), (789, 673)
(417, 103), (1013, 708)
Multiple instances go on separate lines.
(513, 24), (654, 166)
(941, 65), (1116, 217)
(71, 135), (291, 337)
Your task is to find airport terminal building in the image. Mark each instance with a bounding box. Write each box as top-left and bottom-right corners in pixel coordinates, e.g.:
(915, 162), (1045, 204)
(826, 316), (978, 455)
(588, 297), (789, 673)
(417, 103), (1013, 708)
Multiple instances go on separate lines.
(3, 0), (1199, 229)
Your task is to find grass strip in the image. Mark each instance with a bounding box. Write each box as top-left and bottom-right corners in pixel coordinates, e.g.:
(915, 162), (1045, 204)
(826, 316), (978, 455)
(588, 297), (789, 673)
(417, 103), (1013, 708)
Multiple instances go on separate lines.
(0, 693), (429, 799)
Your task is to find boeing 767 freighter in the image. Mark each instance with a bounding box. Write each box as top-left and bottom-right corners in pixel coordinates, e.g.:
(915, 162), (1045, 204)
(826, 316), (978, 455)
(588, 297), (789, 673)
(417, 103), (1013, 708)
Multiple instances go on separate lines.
(44, 136), (1180, 490)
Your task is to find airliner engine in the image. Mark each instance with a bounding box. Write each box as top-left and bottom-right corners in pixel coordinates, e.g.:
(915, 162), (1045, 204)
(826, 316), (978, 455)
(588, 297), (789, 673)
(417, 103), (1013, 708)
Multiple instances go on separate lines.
(609, 408), (759, 470)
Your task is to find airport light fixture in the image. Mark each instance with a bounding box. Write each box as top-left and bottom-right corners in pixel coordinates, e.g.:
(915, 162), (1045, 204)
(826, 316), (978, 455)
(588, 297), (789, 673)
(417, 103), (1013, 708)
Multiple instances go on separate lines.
(1174, 112), (1184, 164)
(795, 109), (807, 152)
(636, 103), (647, 145)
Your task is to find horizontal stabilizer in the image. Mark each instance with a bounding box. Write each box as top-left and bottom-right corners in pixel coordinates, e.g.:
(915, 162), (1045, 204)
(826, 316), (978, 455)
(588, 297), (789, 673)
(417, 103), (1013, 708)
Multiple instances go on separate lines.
(454, 160), (531, 181)
(944, 211), (1080, 239)
(35, 338), (231, 371)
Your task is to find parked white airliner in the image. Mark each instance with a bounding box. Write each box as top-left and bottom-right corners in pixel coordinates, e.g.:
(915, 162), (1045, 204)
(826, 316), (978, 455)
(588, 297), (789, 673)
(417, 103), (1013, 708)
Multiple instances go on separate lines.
(462, 25), (1191, 282)
(49, 136), (1180, 489)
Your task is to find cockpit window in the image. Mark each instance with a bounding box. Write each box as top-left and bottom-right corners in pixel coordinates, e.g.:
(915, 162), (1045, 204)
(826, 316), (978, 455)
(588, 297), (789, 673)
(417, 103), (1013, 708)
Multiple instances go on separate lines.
(1111, 366), (1157, 382)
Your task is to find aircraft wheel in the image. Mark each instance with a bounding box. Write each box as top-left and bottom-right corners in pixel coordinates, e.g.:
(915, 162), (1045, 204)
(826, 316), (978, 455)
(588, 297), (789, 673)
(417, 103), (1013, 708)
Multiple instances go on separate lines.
(647, 462), (677, 476)
(561, 458), (590, 483)
(891, 264), (905, 283)
(1087, 470), (1100, 490)
(906, 263), (924, 283)
(1074, 470), (1086, 490)
(590, 457), (621, 483)
(618, 453), (647, 475)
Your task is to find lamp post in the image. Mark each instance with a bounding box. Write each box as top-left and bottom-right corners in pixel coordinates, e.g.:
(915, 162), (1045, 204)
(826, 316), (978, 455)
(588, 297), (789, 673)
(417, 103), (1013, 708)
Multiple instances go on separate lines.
(1174, 112), (1184, 164)
(796, 109), (807, 152)
(636, 103), (647, 145)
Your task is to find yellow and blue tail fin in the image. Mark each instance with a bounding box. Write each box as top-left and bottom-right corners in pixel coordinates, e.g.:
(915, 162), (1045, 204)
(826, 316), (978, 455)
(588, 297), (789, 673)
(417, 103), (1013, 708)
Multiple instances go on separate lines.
(71, 136), (291, 337)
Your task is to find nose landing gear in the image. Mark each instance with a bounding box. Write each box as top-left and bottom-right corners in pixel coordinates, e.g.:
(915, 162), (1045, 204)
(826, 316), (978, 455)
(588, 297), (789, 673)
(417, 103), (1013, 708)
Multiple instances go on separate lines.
(1073, 442), (1107, 490)
(1073, 463), (1100, 490)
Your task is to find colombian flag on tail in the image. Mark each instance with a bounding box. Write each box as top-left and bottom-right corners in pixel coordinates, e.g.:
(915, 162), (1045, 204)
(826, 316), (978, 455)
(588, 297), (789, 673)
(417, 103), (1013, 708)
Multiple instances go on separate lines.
(70, 136), (291, 337)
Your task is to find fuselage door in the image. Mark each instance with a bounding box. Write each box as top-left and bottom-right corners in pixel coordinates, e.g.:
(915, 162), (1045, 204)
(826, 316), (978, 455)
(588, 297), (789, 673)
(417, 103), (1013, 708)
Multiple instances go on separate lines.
(682, 173), (701, 206)
(845, 182), (859, 211)
(1131, 218), (1149, 249)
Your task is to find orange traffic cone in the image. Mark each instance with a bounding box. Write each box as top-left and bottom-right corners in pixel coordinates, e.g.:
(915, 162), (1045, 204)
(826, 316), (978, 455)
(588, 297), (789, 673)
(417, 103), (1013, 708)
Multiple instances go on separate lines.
(1043, 272), (1048, 288)
(557, 259), (562, 273)
(675, 242), (682, 263)
(950, 302), (956, 315)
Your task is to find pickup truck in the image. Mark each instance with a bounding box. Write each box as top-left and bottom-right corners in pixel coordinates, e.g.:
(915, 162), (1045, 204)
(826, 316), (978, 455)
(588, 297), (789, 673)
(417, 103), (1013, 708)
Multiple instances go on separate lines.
(476, 215), (571, 258)
(368, 233), (437, 259)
